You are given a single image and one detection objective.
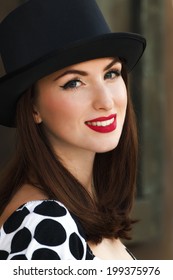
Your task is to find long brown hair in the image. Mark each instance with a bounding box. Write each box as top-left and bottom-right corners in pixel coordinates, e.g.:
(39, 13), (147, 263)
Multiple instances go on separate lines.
(0, 65), (138, 243)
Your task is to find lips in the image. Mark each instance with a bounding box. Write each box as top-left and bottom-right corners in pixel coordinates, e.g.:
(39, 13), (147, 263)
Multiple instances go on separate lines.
(85, 114), (117, 133)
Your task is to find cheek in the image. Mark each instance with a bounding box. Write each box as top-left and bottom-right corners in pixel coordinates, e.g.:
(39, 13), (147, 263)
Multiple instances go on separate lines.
(40, 97), (61, 120)
(115, 82), (127, 111)
(36, 89), (82, 125)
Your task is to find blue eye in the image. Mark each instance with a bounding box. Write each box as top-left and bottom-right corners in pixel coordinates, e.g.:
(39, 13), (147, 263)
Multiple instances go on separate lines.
(60, 79), (82, 90)
(104, 70), (121, 80)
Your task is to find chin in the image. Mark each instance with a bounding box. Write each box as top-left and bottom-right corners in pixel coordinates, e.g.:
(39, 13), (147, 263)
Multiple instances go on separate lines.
(92, 141), (119, 153)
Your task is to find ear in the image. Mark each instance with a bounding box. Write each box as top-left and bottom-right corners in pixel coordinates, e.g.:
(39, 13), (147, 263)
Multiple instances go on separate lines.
(32, 105), (42, 124)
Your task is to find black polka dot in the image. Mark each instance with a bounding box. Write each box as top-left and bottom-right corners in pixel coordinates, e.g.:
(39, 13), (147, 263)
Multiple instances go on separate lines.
(86, 245), (95, 260)
(32, 248), (61, 260)
(0, 250), (9, 260)
(69, 232), (84, 259)
(34, 201), (67, 217)
(3, 207), (30, 234)
(11, 254), (27, 260)
(11, 227), (32, 253)
(34, 219), (66, 246)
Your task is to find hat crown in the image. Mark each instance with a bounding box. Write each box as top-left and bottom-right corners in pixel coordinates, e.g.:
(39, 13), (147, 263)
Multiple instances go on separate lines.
(0, 0), (110, 74)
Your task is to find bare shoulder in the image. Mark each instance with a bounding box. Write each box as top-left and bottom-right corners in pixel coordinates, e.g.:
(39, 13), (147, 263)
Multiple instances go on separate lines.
(0, 184), (48, 227)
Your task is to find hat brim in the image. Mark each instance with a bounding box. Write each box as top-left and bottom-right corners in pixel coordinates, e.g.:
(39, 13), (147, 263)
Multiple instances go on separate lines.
(0, 32), (146, 127)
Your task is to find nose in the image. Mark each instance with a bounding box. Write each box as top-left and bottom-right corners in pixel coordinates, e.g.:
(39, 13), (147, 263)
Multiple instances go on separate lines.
(92, 84), (114, 111)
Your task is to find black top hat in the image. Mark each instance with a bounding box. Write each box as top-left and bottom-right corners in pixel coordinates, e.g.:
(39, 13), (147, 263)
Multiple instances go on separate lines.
(0, 0), (146, 127)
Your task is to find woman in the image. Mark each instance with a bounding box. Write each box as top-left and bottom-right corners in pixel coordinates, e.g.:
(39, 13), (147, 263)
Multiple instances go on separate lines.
(0, 0), (146, 260)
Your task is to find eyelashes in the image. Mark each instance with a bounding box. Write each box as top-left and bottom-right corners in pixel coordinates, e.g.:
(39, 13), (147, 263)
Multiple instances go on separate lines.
(104, 69), (122, 80)
(60, 68), (122, 91)
(60, 79), (82, 90)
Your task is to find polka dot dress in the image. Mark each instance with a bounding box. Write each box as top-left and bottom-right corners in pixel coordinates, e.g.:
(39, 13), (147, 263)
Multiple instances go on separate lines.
(0, 200), (95, 260)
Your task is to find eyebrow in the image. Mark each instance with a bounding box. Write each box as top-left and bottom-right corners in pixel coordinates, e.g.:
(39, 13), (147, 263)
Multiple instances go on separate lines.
(53, 58), (120, 81)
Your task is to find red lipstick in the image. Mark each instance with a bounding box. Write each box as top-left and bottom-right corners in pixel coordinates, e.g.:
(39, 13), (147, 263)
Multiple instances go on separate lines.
(85, 114), (117, 133)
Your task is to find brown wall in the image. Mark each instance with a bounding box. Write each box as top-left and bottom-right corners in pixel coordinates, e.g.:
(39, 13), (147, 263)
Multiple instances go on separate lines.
(163, 0), (173, 259)
(131, 0), (173, 259)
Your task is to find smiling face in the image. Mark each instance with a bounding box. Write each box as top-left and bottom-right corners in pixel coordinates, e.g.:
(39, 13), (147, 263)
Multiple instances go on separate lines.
(33, 57), (127, 157)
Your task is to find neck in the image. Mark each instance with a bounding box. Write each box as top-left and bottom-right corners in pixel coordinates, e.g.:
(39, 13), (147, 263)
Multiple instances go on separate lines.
(55, 147), (95, 194)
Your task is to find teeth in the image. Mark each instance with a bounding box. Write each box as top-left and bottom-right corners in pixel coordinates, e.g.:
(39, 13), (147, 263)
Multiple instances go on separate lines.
(87, 117), (114, 127)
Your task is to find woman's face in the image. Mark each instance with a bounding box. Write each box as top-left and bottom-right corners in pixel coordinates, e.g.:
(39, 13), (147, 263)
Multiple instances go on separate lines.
(33, 57), (127, 156)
